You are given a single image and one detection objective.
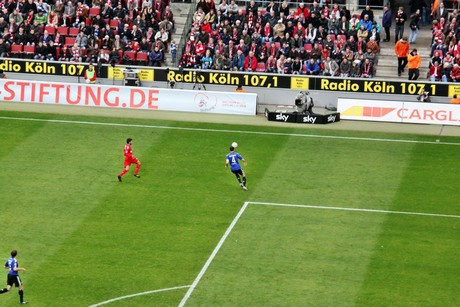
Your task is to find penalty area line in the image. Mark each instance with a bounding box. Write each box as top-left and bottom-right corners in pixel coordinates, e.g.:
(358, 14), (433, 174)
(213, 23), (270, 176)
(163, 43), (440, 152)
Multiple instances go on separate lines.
(177, 201), (459, 306)
(249, 202), (460, 219)
(0, 116), (460, 146)
(178, 201), (250, 307)
(88, 285), (191, 306)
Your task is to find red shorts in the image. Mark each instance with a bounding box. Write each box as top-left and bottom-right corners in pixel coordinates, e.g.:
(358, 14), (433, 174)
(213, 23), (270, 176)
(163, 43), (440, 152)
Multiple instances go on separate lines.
(124, 157), (139, 167)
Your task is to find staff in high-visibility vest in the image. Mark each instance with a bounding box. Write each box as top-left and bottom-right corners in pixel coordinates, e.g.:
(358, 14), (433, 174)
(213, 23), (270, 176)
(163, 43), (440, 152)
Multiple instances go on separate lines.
(84, 63), (97, 84)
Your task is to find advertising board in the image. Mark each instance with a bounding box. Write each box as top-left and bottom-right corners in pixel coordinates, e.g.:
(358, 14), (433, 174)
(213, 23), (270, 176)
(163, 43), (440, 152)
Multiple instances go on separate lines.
(338, 98), (460, 125)
(0, 79), (257, 115)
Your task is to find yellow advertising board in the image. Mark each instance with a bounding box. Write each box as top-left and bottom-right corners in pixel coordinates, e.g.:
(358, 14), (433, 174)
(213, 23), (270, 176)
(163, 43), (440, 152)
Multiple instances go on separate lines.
(290, 77), (309, 90)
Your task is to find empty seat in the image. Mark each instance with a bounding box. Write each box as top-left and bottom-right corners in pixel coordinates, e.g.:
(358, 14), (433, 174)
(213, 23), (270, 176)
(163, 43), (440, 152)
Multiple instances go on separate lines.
(23, 45), (35, 58)
(44, 26), (56, 35)
(68, 27), (79, 36)
(304, 43), (312, 52)
(136, 52), (149, 65)
(89, 8), (100, 17)
(65, 36), (76, 46)
(57, 26), (68, 36)
(10, 44), (23, 57)
(255, 62), (265, 72)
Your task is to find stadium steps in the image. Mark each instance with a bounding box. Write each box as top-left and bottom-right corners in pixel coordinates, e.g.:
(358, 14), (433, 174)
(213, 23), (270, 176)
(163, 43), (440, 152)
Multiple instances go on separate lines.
(166, 2), (192, 67)
(375, 24), (433, 80)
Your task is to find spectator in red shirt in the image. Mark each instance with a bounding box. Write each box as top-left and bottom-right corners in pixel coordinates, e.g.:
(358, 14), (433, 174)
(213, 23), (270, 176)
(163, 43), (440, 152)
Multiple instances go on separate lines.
(296, 2), (309, 19)
(451, 63), (460, 82)
(194, 40), (206, 56)
(244, 50), (257, 71)
(430, 61), (442, 81)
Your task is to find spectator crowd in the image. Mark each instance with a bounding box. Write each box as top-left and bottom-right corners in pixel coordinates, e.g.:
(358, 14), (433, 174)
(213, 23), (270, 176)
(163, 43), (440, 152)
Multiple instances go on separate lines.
(179, 1), (383, 78)
(0, 0), (175, 66)
(4, 0), (460, 84)
(427, 3), (460, 82)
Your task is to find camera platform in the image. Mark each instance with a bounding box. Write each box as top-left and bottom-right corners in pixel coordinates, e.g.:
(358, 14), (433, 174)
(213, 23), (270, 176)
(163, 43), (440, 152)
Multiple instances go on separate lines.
(265, 108), (340, 124)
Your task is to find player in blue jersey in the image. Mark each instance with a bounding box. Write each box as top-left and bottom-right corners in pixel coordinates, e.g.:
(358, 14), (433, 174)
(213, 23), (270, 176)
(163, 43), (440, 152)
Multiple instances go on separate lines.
(226, 145), (248, 190)
(0, 250), (27, 304)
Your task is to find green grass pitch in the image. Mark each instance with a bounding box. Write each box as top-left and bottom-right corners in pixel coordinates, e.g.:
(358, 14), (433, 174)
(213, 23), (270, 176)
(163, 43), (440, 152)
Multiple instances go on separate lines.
(0, 110), (459, 306)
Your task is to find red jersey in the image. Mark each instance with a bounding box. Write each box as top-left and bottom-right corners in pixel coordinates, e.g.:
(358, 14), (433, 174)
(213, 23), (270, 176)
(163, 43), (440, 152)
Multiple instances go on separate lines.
(124, 144), (134, 159)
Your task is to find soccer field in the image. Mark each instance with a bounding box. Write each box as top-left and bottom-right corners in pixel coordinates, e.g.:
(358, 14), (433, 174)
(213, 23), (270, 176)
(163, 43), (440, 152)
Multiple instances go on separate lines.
(0, 111), (459, 306)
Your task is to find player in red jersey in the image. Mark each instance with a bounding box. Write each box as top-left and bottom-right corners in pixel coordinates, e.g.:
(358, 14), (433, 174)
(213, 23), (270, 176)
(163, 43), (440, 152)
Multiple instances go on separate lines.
(118, 138), (141, 182)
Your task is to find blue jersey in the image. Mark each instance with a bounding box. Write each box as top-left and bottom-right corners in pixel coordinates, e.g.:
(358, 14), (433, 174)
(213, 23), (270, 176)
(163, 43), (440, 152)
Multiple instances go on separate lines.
(226, 151), (243, 171)
(5, 257), (18, 276)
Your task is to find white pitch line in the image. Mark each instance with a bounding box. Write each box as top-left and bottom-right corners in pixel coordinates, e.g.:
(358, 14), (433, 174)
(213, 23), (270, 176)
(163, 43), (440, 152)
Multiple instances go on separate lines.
(249, 202), (460, 219)
(0, 116), (459, 146)
(178, 201), (459, 306)
(178, 201), (250, 307)
(89, 285), (191, 306)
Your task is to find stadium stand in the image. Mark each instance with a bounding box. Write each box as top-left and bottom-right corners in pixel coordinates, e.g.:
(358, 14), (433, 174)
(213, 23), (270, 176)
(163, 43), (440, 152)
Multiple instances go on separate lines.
(1, 0), (175, 66)
(0, 0), (454, 81)
(176, 1), (385, 77)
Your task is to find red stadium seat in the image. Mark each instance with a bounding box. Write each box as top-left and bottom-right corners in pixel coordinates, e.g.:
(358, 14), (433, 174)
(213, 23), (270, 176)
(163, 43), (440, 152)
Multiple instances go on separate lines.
(255, 62), (265, 72)
(136, 52), (148, 65)
(89, 8), (100, 17)
(57, 26), (68, 36)
(123, 51), (136, 64)
(10, 44), (23, 57)
(110, 19), (119, 29)
(433, 49), (443, 58)
(117, 50), (123, 64)
(23, 45), (35, 58)
(304, 43), (312, 52)
(65, 36), (76, 46)
(68, 27), (79, 36)
(44, 26), (56, 35)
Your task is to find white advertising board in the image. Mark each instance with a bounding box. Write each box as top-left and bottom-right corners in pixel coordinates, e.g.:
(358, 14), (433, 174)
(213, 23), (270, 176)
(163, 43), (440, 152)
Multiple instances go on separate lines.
(338, 98), (460, 126)
(0, 80), (257, 115)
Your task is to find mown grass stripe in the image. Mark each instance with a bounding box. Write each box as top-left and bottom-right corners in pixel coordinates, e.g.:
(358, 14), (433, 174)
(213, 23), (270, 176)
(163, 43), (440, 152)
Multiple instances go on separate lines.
(1, 116), (459, 146)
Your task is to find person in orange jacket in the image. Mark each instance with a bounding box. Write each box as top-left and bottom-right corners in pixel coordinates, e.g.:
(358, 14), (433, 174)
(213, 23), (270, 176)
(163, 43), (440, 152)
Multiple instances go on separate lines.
(407, 48), (420, 80)
(450, 94), (460, 104)
(394, 37), (409, 76)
